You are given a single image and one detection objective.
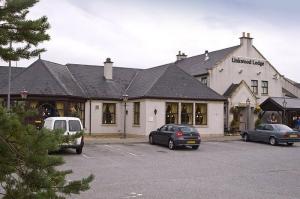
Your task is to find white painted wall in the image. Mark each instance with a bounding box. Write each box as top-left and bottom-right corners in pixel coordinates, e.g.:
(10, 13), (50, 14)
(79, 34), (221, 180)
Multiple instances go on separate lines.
(85, 99), (224, 136)
(208, 40), (283, 104)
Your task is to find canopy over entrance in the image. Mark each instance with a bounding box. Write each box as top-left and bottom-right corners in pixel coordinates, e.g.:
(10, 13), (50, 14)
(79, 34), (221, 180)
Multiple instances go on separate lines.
(260, 97), (300, 128)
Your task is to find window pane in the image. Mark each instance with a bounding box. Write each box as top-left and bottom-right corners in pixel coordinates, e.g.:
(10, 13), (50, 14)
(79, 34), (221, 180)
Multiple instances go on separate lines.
(133, 102), (140, 125)
(166, 103), (178, 124)
(195, 103), (207, 125)
(102, 103), (116, 124)
(54, 120), (66, 131)
(181, 103), (193, 125)
(69, 120), (82, 131)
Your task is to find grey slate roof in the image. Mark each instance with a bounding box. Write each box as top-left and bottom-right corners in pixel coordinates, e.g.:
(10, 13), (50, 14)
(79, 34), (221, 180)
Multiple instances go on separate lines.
(0, 59), (85, 97)
(175, 45), (240, 76)
(261, 97), (300, 111)
(223, 84), (239, 97)
(0, 66), (25, 88)
(282, 88), (297, 98)
(67, 64), (140, 99)
(0, 59), (226, 101)
(126, 63), (225, 100)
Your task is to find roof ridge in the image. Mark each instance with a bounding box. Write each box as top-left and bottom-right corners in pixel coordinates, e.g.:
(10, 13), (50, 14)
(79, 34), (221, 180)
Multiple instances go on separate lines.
(172, 64), (226, 99)
(124, 71), (140, 94)
(64, 65), (88, 97)
(66, 63), (142, 71)
(142, 64), (170, 96)
(176, 45), (240, 61)
(41, 60), (71, 95)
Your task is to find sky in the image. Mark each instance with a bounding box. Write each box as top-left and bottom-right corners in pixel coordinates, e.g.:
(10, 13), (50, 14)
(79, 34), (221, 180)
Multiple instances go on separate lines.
(1, 0), (300, 82)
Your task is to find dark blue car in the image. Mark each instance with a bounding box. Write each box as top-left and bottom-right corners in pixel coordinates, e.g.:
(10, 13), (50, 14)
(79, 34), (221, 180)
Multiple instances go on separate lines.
(149, 124), (201, 150)
(241, 123), (300, 146)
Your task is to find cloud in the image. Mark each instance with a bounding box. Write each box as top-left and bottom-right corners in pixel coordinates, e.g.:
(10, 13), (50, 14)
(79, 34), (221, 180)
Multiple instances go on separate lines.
(0, 0), (299, 82)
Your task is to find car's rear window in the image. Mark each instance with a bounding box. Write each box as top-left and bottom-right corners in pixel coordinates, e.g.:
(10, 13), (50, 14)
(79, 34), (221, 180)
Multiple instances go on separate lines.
(69, 120), (82, 132)
(179, 126), (197, 133)
(54, 120), (67, 131)
(273, 124), (293, 132)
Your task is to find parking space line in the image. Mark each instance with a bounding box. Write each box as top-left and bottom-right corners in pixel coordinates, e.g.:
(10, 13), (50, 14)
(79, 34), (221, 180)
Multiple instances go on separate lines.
(82, 153), (95, 159)
(104, 145), (143, 157)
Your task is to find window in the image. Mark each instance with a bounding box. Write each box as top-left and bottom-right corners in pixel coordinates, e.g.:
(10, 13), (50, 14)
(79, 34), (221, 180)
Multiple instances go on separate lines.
(54, 120), (67, 131)
(102, 103), (116, 124)
(251, 80), (258, 94)
(133, 102), (140, 125)
(166, 103), (178, 124)
(201, 77), (207, 86)
(69, 120), (82, 131)
(262, 81), (268, 94)
(195, 103), (207, 125)
(181, 103), (193, 124)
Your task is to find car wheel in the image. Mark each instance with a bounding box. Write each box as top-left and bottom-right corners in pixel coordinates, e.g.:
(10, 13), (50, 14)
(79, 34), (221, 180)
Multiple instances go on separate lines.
(269, 137), (277, 146)
(192, 145), (199, 150)
(76, 146), (83, 154)
(287, 142), (294, 146)
(149, 135), (155, 145)
(168, 139), (175, 150)
(243, 133), (249, 142)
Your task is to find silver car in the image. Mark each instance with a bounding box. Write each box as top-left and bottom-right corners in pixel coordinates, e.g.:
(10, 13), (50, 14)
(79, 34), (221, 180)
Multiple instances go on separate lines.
(241, 123), (300, 146)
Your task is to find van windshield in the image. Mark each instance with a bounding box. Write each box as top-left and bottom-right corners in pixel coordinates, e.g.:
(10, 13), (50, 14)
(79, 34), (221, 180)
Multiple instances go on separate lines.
(69, 120), (82, 132)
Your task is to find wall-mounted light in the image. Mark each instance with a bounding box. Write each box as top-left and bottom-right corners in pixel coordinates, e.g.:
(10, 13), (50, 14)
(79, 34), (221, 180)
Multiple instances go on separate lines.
(238, 69), (243, 74)
(257, 72), (261, 75)
(154, 109), (157, 115)
(20, 88), (28, 99)
(219, 68), (224, 72)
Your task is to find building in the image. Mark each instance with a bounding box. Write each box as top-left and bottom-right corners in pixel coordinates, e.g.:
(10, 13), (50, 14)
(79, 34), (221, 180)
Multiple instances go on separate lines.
(173, 32), (300, 132)
(0, 58), (226, 136)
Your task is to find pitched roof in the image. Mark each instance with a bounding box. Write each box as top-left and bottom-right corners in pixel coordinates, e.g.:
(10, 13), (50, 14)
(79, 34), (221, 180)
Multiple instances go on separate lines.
(0, 66), (25, 88)
(223, 83), (239, 97)
(282, 88), (297, 98)
(261, 97), (300, 111)
(126, 63), (226, 100)
(0, 59), (85, 97)
(66, 64), (140, 99)
(175, 45), (240, 76)
(0, 59), (226, 101)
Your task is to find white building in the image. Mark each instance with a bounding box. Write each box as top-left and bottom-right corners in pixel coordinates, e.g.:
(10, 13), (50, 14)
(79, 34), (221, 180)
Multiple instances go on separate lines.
(0, 58), (226, 136)
(174, 32), (299, 131)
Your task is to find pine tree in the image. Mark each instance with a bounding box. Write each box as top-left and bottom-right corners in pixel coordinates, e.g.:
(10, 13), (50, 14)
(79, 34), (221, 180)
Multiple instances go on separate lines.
(0, 106), (94, 199)
(0, 0), (50, 61)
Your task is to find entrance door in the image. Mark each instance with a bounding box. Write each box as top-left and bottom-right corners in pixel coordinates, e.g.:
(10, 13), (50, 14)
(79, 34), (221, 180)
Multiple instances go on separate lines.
(239, 108), (247, 132)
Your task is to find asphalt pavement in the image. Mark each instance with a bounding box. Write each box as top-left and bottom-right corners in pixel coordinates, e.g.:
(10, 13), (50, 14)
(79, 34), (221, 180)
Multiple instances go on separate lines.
(60, 141), (300, 199)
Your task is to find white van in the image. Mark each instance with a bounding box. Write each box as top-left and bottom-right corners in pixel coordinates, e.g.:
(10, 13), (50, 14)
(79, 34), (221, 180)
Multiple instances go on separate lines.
(44, 117), (84, 154)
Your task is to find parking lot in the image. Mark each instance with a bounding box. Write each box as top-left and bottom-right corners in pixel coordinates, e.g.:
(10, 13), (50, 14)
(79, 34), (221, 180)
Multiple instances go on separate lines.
(61, 141), (300, 199)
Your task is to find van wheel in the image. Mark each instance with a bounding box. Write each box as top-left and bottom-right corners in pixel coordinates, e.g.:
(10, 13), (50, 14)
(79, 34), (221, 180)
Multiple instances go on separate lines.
(76, 147), (83, 154)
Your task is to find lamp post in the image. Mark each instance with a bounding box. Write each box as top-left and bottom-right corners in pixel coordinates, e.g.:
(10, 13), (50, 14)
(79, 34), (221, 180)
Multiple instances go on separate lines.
(122, 94), (128, 139)
(282, 98), (287, 125)
(20, 88), (28, 110)
(246, 98), (250, 130)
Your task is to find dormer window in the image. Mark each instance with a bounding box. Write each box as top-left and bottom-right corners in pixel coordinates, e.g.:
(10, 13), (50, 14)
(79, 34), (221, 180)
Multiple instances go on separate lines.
(201, 76), (207, 86)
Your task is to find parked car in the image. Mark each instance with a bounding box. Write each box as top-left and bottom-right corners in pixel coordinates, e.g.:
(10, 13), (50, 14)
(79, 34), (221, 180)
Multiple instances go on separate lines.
(44, 117), (84, 154)
(241, 123), (300, 146)
(149, 124), (201, 150)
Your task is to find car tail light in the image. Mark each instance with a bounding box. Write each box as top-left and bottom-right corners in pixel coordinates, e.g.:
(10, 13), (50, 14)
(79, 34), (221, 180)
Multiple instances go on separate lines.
(283, 133), (289, 138)
(176, 131), (183, 137)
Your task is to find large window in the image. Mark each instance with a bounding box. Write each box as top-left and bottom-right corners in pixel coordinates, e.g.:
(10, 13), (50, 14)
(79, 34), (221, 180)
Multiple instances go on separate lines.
(262, 81), (268, 94)
(195, 103), (207, 125)
(133, 102), (140, 125)
(251, 80), (258, 94)
(181, 103), (193, 124)
(102, 103), (116, 124)
(166, 103), (178, 124)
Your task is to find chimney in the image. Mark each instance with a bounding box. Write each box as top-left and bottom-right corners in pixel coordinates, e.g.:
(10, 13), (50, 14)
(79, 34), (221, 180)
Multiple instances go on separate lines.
(176, 51), (187, 61)
(104, 58), (113, 80)
(239, 32), (253, 47)
(204, 50), (209, 61)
